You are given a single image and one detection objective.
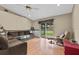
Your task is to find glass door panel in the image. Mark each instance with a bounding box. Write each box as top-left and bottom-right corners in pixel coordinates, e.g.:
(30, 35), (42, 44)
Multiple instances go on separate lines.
(41, 23), (54, 38)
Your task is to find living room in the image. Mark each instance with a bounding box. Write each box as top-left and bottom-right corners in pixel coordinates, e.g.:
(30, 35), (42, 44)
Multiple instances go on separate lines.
(0, 4), (79, 55)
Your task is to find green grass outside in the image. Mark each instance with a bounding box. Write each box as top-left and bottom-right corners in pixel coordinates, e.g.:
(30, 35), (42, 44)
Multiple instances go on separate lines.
(41, 31), (54, 36)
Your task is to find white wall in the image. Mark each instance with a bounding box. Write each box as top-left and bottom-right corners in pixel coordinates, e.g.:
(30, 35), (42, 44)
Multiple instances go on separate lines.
(73, 5), (79, 43)
(0, 10), (31, 31)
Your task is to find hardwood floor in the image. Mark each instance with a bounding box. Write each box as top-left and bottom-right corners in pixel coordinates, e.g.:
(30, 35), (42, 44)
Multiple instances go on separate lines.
(27, 38), (64, 55)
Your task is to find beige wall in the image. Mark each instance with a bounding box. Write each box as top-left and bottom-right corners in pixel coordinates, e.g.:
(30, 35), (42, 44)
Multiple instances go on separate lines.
(32, 21), (40, 30)
(0, 10), (31, 30)
(73, 5), (79, 43)
(32, 13), (73, 36)
(54, 13), (72, 36)
(0, 6), (5, 11)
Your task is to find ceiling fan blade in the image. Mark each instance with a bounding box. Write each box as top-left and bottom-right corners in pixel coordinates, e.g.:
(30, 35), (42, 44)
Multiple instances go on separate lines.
(32, 7), (39, 10)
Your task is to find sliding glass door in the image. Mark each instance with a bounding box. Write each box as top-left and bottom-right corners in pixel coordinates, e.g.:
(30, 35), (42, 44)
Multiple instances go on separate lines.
(40, 20), (54, 38)
(41, 24), (46, 38)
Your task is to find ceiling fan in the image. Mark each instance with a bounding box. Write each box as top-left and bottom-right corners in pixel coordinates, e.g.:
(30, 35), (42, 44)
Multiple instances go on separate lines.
(24, 4), (39, 17)
(25, 4), (39, 11)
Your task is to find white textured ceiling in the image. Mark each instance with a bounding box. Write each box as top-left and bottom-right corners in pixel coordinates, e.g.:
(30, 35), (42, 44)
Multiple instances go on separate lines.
(0, 4), (73, 20)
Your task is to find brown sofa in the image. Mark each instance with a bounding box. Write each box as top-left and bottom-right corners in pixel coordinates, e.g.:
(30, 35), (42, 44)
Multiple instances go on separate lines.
(0, 37), (8, 55)
(0, 36), (27, 55)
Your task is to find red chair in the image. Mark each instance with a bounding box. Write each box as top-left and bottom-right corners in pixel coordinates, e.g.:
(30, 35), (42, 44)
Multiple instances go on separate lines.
(64, 39), (79, 55)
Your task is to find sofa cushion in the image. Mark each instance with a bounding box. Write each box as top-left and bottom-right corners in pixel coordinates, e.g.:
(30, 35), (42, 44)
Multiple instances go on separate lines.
(64, 39), (79, 49)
